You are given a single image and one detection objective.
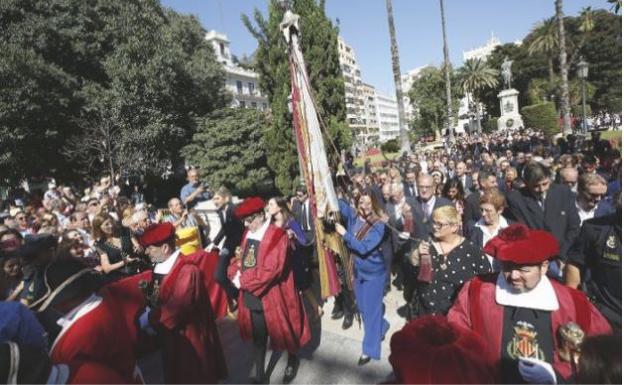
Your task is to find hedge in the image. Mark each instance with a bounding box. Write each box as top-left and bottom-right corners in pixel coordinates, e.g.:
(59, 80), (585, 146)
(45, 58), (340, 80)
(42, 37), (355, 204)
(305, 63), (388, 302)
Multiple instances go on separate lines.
(520, 102), (559, 138)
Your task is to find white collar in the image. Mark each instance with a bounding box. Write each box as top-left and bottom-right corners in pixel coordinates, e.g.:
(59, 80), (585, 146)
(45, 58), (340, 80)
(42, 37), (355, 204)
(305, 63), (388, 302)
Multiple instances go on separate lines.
(51, 294), (103, 353)
(247, 218), (271, 241)
(495, 272), (559, 311)
(154, 249), (181, 275)
(476, 216), (509, 235)
(575, 199), (597, 216)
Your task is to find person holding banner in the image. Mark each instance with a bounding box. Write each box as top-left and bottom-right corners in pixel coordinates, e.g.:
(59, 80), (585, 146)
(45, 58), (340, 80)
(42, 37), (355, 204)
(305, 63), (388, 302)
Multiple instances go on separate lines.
(335, 192), (389, 366)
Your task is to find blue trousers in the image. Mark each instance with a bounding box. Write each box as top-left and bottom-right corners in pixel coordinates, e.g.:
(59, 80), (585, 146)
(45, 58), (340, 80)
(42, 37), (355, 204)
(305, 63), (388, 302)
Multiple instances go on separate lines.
(353, 273), (389, 360)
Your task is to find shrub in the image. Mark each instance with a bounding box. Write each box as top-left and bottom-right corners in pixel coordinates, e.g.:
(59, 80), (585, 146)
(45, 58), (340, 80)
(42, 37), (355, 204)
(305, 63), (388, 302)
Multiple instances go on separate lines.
(380, 139), (400, 153)
(520, 102), (559, 138)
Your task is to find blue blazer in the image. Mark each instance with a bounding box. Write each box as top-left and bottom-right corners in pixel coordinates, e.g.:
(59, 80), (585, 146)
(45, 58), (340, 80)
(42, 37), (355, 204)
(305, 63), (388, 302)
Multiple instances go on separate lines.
(339, 200), (386, 279)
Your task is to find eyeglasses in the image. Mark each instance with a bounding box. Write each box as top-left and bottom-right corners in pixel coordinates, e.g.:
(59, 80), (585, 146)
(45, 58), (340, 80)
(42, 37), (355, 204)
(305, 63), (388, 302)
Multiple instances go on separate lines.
(417, 185), (433, 190)
(432, 221), (453, 229)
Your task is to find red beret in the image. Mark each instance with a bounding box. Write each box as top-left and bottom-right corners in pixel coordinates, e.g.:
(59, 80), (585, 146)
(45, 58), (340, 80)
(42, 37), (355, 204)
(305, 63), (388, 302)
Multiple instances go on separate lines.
(389, 315), (496, 384)
(139, 222), (176, 247)
(234, 197), (265, 219)
(483, 223), (559, 265)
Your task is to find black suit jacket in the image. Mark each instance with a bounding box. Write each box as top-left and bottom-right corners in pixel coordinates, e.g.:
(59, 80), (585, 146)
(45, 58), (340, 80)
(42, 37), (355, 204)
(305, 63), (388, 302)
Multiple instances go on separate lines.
(506, 184), (581, 259)
(212, 203), (244, 256)
(403, 182), (418, 200)
(462, 191), (481, 233)
(291, 199), (315, 244)
(413, 196), (453, 239)
(457, 174), (473, 197)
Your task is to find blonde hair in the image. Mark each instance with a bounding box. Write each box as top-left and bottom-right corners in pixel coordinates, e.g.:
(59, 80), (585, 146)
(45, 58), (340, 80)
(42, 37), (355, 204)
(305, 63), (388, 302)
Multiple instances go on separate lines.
(432, 205), (461, 225)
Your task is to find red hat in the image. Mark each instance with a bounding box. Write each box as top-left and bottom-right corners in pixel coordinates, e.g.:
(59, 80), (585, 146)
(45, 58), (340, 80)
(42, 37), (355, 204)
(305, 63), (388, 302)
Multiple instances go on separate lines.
(234, 197), (265, 219)
(483, 223), (559, 265)
(389, 315), (496, 384)
(139, 222), (176, 247)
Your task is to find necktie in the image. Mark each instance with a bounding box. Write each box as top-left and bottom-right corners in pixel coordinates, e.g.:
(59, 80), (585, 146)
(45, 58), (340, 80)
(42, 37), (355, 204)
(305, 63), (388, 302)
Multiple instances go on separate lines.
(421, 201), (429, 218)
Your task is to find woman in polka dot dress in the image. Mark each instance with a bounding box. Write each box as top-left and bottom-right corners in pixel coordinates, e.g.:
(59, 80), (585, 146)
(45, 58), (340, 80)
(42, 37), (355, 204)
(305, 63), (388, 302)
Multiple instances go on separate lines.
(407, 206), (490, 319)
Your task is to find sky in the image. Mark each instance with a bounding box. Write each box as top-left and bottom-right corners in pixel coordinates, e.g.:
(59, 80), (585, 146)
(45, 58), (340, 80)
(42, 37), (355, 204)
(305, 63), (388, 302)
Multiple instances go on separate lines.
(161, 0), (611, 95)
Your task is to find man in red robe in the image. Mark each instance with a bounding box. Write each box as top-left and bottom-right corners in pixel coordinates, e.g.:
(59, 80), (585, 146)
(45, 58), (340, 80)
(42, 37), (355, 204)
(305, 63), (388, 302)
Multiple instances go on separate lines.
(138, 222), (227, 384)
(228, 197), (310, 384)
(447, 224), (612, 383)
(35, 259), (143, 383)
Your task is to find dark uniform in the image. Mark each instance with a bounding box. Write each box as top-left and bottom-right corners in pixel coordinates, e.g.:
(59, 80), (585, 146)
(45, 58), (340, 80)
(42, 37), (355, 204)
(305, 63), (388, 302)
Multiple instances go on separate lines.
(567, 211), (622, 330)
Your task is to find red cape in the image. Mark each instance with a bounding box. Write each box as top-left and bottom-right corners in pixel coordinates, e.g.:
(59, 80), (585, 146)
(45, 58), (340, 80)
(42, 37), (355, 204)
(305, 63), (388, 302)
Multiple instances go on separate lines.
(149, 251), (228, 384)
(447, 274), (612, 381)
(228, 224), (311, 353)
(49, 294), (142, 384)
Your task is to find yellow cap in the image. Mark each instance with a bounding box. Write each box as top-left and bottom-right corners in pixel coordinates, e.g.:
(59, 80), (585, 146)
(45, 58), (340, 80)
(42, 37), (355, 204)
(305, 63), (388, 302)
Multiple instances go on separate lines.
(176, 227), (200, 255)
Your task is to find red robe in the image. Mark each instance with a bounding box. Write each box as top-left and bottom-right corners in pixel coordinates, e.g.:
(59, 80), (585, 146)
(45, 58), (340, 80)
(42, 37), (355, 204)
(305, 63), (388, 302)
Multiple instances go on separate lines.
(447, 273), (612, 381)
(228, 224), (311, 353)
(148, 251), (228, 384)
(49, 294), (143, 384)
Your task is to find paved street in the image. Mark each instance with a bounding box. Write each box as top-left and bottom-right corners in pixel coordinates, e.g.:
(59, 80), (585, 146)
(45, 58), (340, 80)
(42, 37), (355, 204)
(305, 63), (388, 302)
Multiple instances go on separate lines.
(141, 284), (407, 384)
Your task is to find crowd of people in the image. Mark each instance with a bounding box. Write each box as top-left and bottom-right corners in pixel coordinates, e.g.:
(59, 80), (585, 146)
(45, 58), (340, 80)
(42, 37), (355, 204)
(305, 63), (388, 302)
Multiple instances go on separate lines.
(0, 128), (621, 384)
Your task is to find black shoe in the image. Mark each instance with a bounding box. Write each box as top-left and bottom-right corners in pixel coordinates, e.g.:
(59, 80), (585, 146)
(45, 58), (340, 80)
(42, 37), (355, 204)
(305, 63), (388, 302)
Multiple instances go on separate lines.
(357, 354), (371, 366)
(342, 313), (354, 330)
(283, 357), (300, 384)
(331, 305), (344, 320)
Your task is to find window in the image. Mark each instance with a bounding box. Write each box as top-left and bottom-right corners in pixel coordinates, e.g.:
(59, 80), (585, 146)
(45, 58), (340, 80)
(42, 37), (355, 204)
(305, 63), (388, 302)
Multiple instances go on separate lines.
(219, 43), (225, 56)
(251, 102), (257, 108)
(239, 101), (246, 108)
(248, 82), (255, 95)
(236, 80), (243, 94)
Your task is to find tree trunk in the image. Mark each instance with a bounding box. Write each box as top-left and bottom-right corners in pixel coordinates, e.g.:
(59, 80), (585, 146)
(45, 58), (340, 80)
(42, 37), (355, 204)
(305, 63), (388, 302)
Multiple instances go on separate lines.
(385, 0), (410, 153)
(555, 0), (572, 133)
(439, 0), (453, 140)
(548, 58), (554, 84)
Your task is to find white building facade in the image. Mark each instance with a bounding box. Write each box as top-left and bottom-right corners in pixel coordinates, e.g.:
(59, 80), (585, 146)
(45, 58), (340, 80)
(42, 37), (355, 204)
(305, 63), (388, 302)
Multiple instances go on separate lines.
(375, 92), (400, 142)
(338, 36), (368, 145)
(206, 30), (268, 111)
(360, 83), (379, 144)
(401, 65), (429, 124)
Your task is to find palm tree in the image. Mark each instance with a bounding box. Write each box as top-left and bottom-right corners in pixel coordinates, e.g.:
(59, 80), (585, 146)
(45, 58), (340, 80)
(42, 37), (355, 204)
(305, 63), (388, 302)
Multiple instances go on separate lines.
(528, 18), (558, 82)
(555, 0), (572, 134)
(439, 0), (453, 140)
(608, 0), (621, 14)
(458, 59), (499, 134)
(385, 0), (410, 153)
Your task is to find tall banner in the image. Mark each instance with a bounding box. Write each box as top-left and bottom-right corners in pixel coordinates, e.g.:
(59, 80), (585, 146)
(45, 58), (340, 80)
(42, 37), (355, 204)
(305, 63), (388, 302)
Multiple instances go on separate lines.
(281, 11), (351, 299)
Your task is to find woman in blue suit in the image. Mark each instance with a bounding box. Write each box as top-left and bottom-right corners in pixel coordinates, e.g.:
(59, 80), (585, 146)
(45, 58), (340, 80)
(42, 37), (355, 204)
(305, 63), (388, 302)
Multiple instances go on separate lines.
(335, 192), (389, 366)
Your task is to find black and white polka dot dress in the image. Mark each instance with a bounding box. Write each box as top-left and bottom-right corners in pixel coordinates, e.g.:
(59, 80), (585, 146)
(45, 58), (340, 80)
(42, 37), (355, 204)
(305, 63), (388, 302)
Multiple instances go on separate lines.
(411, 239), (490, 317)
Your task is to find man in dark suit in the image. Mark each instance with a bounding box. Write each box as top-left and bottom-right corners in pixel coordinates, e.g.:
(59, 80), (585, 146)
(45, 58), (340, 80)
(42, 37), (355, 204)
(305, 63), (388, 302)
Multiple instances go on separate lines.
(506, 162), (581, 276)
(455, 161), (473, 196)
(212, 186), (244, 302)
(565, 199), (621, 330)
(462, 169), (500, 234)
(402, 169), (419, 200)
(413, 174), (452, 238)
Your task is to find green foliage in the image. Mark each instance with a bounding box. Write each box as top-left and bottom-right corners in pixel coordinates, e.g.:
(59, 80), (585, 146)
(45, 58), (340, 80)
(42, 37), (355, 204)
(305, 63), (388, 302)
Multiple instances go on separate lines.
(571, 104), (592, 117)
(380, 139), (400, 153)
(408, 65), (462, 137)
(243, 0), (349, 194)
(457, 58), (499, 94)
(521, 102), (559, 137)
(182, 109), (273, 196)
(0, 0), (228, 184)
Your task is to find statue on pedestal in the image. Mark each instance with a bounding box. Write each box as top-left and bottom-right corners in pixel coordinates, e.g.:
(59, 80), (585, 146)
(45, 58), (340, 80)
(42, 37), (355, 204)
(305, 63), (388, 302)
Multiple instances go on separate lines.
(501, 56), (513, 89)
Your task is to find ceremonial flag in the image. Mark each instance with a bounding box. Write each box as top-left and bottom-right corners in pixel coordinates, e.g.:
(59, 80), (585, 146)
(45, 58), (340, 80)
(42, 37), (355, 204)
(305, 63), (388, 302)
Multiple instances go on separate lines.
(281, 11), (351, 299)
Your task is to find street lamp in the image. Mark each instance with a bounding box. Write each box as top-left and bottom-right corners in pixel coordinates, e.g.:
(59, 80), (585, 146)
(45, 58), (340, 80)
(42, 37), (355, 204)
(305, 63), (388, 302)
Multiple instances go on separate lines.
(577, 58), (589, 136)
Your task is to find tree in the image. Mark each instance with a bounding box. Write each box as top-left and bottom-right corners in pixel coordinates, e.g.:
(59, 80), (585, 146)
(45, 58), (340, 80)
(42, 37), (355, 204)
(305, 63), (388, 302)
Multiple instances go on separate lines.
(0, 0), (228, 186)
(555, 0), (572, 133)
(385, 0), (410, 151)
(408, 66), (461, 139)
(182, 109), (273, 196)
(243, 0), (350, 194)
(439, 0), (454, 140)
(527, 18), (559, 82)
(457, 58), (499, 133)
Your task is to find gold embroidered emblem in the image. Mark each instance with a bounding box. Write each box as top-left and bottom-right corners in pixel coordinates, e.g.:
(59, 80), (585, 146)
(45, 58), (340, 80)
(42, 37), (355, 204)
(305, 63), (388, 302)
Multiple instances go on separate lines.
(507, 321), (545, 360)
(606, 235), (616, 249)
(243, 244), (257, 268)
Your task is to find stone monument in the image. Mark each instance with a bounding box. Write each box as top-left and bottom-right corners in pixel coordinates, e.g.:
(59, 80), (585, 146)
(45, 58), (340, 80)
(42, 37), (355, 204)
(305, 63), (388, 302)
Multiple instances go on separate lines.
(497, 57), (524, 131)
